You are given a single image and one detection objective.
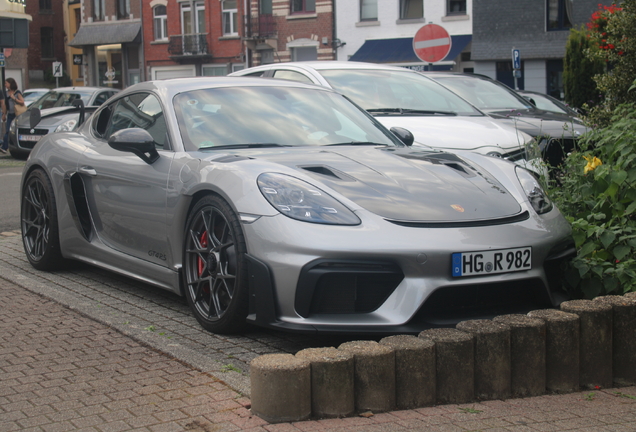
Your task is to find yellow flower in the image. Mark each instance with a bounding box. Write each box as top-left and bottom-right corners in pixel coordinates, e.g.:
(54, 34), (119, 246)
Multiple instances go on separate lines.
(583, 155), (602, 174)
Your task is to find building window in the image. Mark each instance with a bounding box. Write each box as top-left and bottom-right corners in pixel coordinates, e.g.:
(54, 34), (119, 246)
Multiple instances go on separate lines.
(117, 0), (130, 19)
(547, 0), (573, 30)
(223, 0), (238, 35)
(93, 0), (105, 21)
(153, 5), (168, 40)
(39, 0), (52, 11)
(400, 0), (423, 20)
(41, 27), (54, 58)
(447, 0), (466, 15)
(291, 0), (315, 14)
(260, 0), (272, 14)
(360, 0), (377, 21)
(203, 65), (228, 76)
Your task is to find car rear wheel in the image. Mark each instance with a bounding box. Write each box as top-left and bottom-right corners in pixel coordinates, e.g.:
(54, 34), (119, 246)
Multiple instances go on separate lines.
(21, 169), (66, 270)
(183, 195), (249, 334)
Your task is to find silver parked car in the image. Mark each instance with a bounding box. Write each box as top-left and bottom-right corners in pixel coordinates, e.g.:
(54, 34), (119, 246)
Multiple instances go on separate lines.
(9, 86), (119, 159)
(22, 77), (574, 334)
(230, 61), (543, 174)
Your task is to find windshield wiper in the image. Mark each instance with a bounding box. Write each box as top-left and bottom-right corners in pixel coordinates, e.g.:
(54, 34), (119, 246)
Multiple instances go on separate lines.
(199, 143), (291, 150)
(325, 142), (389, 146)
(366, 108), (457, 116)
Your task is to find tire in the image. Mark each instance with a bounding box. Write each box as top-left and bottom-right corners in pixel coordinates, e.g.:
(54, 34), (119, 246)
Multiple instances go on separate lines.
(183, 195), (249, 334)
(21, 168), (67, 270)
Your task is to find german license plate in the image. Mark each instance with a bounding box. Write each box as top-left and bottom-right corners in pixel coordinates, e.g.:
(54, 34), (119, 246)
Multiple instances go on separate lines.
(452, 247), (532, 277)
(19, 135), (43, 142)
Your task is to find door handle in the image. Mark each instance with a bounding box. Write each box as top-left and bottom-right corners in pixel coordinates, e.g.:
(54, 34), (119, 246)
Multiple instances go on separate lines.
(79, 166), (97, 176)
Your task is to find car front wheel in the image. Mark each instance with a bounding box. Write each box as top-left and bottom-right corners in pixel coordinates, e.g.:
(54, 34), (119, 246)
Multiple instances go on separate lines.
(21, 168), (66, 270)
(183, 195), (249, 334)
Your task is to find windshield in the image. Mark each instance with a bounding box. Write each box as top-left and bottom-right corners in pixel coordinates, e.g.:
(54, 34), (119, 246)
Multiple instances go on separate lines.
(433, 76), (534, 111)
(318, 69), (482, 116)
(23, 91), (49, 105)
(30, 90), (94, 110)
(173, 86), (403, 151)
(523, 93), (569, 114)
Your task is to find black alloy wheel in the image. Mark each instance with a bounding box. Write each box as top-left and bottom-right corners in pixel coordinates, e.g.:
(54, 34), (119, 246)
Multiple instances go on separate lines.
(183, 195), (248, 334)
(21, 169), (66, 270)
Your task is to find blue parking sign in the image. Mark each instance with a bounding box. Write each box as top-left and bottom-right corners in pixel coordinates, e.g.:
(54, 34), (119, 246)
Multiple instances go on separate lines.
(512, 49), (521, 70)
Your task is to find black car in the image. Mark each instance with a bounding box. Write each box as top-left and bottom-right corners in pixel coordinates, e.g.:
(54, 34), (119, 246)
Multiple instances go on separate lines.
(423, 72), (589, 168)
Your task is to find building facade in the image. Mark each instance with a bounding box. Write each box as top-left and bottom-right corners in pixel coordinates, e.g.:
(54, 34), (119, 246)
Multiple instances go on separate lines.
(65, 0), (85, 87)
(69, 0), (143, 89)
(142, 0), (245, 80)
(244, 0), (335, 67)
(335, 0), (473, 72)
(471, 0), (605, 97)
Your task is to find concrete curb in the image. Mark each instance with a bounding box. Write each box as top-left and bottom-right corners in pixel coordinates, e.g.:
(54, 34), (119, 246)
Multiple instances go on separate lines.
(250, 291), (636, 422)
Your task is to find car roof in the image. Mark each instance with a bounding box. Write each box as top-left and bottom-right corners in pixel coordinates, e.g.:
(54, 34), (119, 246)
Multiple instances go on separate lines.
(117, 76), (340, 99)
(234, 61), (421, 74)
(48, 86), (118, 93)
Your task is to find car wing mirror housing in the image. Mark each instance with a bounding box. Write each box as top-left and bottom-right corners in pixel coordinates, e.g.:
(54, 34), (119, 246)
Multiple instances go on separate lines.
(390, 127), (414, 146)
(72, 99), (86, 126)
(108, 128), (159, 164)
(29, 108), (41, 129)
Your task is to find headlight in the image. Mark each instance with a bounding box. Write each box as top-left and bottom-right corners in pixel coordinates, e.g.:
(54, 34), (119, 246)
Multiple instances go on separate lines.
(9, 119), (17, 134)
(515, 167), (553, 214)
(524, 137), (542, 161)
(55, 119), (78, 132)
(258, 173), (360, 225)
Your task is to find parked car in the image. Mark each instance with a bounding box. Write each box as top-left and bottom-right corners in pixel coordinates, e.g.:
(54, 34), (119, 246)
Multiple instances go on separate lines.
(517, 90), (581, 117)
(8, 86), (119, 159)
(230, 62), (544, 175)
(421, 73), (589, 168)
(22, 88), (50, 107)
(22, 77), (574, 334)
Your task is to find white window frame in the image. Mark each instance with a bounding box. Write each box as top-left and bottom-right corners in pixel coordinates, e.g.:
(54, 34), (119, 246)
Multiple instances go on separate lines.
(399, 0), (423, 20)
(203, 65), (228, 76)
(153, 5), (168, 41)
(151, 65), (196, 80)
(222, 1), (238, 36)
(360, 0), (378, 21)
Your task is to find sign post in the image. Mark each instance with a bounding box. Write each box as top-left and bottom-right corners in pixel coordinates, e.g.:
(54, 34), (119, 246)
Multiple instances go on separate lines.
(53, 61), (62, 88)
(413, 24), (452, 70)
(512, 48), (521, 90)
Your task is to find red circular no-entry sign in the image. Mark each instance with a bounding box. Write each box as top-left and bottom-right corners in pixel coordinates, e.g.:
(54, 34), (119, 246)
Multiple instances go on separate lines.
(413, 24), (452, 63)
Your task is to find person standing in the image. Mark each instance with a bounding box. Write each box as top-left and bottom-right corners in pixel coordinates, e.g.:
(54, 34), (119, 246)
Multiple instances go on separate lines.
(1, 78), (24, 154)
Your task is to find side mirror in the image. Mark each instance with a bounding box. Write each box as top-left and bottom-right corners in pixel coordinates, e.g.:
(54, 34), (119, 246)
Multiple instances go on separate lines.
(108, 128), (159, 164)
(390, 127), (414, 147)
(29, 108), (41, 129)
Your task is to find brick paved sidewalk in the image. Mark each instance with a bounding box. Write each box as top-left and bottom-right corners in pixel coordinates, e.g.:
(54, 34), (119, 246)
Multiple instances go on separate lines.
(2, 277), (636, 431)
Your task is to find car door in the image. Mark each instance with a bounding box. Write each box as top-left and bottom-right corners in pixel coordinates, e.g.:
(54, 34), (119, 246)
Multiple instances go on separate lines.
(79, 92), (176, 267)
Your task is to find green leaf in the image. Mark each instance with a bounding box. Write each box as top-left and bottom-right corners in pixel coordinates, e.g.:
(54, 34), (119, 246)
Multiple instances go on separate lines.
(610, 170), (628, 185)
(579, 242), (598, 257)
(605, 182), (619, 199)
(581, 278), (602, 299)
(625, 201), (636, 215)
(603, 276), (619, 293)
(600, 230), (616, 249)
(613, 245), (632, 261)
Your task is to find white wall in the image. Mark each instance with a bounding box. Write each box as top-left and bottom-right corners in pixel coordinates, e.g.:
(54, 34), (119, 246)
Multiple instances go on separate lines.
(523, 60), (546, 93)
(335, 0), (472, 63)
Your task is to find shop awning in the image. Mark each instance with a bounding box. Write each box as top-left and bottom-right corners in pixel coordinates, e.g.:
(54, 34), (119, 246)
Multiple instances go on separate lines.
(349, 35), (472, 64)
(69, 22), (142, 47)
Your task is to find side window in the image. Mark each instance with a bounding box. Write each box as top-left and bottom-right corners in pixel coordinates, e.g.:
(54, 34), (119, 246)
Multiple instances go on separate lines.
(93, 92), (111, 106)
(272, 70), (313, 84)
(101, 93), (169, 150)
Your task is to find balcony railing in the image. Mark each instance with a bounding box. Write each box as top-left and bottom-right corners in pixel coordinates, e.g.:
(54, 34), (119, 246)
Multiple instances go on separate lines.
(245, 14), (276, 39)
(168, 33), (210, 57)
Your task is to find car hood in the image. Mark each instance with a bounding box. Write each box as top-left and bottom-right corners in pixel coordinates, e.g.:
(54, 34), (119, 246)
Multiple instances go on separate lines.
(372, 115), (531, 153)
(210, 146), (523, 223)
(485, 109), (589, 139)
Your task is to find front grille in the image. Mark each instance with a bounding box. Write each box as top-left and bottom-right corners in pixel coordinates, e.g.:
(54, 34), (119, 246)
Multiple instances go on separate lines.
(411, 278), (552, 326)
(503, 147), (528, 162)
(295, 260), (403, 316)
(17, 128), (49, 149)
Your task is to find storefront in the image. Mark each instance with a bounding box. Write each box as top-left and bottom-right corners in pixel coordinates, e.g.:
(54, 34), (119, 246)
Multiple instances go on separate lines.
(69, 21), (143, 89)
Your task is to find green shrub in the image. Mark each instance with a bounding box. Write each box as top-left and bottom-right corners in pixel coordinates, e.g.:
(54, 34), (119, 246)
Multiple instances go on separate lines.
(563, 26), (604, 111)
(548, 103), (636, 298)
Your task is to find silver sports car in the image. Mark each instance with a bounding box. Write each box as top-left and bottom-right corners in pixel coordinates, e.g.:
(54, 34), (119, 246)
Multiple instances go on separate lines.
(21, 77), (575, 334)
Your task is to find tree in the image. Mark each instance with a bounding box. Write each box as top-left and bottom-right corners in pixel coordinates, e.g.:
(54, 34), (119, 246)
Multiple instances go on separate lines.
(563, 26), (604, 111)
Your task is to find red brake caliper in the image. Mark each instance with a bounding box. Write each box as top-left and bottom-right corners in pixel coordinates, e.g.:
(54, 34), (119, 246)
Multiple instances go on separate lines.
(197, 231), (208, 276)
